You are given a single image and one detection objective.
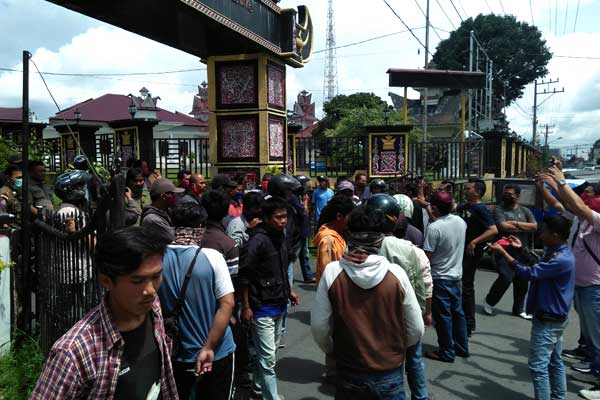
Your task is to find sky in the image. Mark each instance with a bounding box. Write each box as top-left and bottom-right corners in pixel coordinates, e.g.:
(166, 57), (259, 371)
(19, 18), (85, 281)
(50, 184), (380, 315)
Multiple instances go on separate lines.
(1, 0), (599, 153)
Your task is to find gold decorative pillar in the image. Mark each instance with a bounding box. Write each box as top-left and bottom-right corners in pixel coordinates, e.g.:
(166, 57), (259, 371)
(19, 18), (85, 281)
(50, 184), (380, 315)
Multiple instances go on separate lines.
(500, 139), (507, 178)
(208, 53), (287, 186)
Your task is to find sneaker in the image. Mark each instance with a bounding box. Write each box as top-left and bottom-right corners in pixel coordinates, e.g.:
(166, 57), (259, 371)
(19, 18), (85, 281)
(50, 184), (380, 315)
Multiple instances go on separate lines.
(518, 312), (533, 320)
(563, 346), (588, 360)
(278, 337), (286, 349)
(571, 371), (598, 384)
(580, 386), (600, 400)
(573, 362), (593, 373)
(483, 302), (494, 316)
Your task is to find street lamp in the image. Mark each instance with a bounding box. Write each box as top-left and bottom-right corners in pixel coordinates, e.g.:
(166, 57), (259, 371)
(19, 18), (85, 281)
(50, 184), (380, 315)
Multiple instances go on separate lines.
(74, 108), (81, 124)
(128, 98), (137, 119)
(383, 107), (391, 125)
(548, 136), (563, 145)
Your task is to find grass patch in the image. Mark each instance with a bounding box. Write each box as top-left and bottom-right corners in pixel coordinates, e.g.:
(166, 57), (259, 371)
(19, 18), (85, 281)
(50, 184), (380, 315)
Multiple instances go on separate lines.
(0, 333), (44, 400)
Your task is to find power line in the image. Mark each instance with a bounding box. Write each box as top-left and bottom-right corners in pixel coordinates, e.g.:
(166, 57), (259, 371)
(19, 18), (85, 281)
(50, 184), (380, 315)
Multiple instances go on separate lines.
(0, 67), (205, 76)
(381, 0), (434, 58)
(313, 27), (426, 54)
(484, 0), (495, 14)
(573, 0), (581, 32)
(413, 0), (443, 41)
(554, 0), (558, 36)
(447, 0), (465, 22)
(529, 0), (535, 25)
(433, 0), (457, 30)
(455, 0), (468, 17)
(563, 0), (569, 35)
(498, 0), (506, 14)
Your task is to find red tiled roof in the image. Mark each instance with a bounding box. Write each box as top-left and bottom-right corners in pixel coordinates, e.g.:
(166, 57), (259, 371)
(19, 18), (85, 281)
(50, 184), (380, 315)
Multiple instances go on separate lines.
(53, 94), (204, 127)
(0, 107), (22, 122)
(296, 123), (319, 138)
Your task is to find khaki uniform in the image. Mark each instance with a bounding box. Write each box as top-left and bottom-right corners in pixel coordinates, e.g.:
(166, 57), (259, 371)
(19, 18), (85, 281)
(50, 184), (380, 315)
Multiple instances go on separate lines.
(0, 185), (21, 219)
(28, 181), (54, 212)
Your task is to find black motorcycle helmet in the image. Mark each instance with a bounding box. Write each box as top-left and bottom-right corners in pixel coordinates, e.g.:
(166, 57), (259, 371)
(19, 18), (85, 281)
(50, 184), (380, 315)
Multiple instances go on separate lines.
(268, 174), (302, 198)
(294, 174), (311, 187)
(54, 170), (92, 204)
(369, 178), (388, 194)
(365, 193), (400, 233)
(73, 155), (89, 171)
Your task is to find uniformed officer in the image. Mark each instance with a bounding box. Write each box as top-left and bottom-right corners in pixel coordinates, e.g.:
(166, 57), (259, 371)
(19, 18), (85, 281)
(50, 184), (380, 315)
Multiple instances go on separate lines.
(0, 165), (22, 222)
(28, 160), (54, 217)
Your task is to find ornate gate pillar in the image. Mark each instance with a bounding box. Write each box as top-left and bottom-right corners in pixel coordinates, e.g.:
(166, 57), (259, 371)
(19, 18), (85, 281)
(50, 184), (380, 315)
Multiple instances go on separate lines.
(208, 54), (287, 185)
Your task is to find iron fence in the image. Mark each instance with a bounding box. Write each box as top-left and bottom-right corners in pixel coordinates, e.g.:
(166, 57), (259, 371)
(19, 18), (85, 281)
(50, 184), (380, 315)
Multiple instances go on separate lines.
(406, 140), (484, 180)
(34, 210), (99, 355)
(153, 137), (211, 180)
(295, 136), (368, 178)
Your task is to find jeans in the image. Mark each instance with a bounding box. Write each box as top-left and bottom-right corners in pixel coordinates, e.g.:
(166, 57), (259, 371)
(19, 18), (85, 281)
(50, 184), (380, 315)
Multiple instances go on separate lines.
(251, 314), (284, 400)
(462, 250), (482, 333)
(573, 291), (592, 361)
(486, 251), (529, 314)
(575, 285), (600, 378)
(282, 261), (295, 336)
(298, 237), (314, 281)
(404, 340), (429, 400)
(432, 279), (469, 361)
(173, 353), (235, 400)
(336, 368), (405, 400)
(529, 318), (567, 400)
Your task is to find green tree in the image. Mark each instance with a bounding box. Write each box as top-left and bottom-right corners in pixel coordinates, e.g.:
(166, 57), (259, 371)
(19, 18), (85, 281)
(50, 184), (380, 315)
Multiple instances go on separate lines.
(314, 92), (389, 136)
(432, 14), (552, 113)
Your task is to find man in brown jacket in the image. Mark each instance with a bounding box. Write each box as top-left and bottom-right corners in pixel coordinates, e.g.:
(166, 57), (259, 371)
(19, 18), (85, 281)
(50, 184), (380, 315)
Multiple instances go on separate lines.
(311, 206), (424, 399)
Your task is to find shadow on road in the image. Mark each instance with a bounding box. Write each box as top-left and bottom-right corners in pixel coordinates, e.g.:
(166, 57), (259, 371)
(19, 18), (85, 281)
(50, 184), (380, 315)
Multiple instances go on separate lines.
(432, 370), (530, 400)
(287, 310), (311, 326)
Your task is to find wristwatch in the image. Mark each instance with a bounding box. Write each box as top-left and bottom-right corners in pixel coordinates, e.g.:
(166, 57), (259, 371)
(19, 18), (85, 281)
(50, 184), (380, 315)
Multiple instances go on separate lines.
(557, 179), (567, 186)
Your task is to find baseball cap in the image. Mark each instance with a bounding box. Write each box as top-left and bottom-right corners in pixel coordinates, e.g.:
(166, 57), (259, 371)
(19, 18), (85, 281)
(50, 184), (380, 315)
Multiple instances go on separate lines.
(337, 181), (354, 191)
(7, 152), (22, 164)
(150, 178), (184, 198)
(317, 175), (329, 182)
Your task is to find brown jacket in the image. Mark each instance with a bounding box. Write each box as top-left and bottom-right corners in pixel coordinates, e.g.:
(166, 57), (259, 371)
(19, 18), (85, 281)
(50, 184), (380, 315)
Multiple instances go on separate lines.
(311, 254), (424, 373)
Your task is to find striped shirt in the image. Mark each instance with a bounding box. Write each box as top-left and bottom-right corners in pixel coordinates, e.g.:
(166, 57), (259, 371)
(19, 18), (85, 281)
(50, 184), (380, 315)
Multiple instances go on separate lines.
(30, 296), (179, 399)
(202, 221), (240, 276)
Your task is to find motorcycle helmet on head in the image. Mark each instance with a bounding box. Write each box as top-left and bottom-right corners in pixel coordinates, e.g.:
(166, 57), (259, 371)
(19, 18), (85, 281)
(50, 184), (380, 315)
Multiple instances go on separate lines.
(268, 174), (302, 198)
(294, 174), (311, 187)
(369, 178), (388, 194)
(73, 155), (89, 171)
(54, 170), (92, 204)
(365, 193), (400, 233)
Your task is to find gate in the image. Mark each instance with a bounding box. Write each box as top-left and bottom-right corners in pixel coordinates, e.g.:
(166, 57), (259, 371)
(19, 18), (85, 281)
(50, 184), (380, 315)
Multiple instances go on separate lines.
(34, 212), (100, 355)
(154, 138), (211, 179)
(295, 136), (368, 178)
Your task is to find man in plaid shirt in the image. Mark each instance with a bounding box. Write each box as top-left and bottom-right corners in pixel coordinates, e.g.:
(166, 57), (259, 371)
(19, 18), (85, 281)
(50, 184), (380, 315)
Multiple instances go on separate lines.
(31, 226), (179, 399)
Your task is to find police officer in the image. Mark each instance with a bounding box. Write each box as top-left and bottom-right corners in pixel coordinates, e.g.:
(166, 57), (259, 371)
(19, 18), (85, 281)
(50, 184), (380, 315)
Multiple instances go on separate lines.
(0, 165), (22, 223)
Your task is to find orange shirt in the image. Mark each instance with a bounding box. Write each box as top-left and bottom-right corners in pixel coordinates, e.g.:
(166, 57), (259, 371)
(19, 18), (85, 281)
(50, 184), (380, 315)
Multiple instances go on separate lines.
(312, 224), (347, 284)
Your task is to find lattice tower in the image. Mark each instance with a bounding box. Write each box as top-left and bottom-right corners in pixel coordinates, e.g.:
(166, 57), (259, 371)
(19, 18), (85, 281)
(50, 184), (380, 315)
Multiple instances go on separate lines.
(323, 0), (338, 104)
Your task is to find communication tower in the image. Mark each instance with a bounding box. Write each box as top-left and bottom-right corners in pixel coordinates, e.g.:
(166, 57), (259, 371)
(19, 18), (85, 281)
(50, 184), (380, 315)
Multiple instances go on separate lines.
(323, 0), (338, 104)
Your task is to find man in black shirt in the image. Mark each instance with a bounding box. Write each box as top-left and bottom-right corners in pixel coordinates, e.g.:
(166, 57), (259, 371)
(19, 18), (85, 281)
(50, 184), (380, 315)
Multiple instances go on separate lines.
(457, 179), (498, 336)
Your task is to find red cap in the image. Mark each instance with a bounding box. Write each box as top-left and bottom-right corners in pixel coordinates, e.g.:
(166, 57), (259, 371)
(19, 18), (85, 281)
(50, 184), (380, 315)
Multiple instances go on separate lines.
(430, 190), (454, 206)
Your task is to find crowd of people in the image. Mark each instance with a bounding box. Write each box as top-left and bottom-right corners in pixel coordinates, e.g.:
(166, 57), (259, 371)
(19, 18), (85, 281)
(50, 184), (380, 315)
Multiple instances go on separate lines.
(3, 153), (595, 400)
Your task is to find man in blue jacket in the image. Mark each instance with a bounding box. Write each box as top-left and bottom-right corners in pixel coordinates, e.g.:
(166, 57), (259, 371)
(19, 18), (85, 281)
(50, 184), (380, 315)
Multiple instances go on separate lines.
(490, 214), (575, 400)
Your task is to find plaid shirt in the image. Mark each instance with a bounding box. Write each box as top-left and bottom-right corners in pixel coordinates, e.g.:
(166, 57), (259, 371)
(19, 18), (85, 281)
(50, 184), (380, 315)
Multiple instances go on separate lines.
(30, 296), (179, 399)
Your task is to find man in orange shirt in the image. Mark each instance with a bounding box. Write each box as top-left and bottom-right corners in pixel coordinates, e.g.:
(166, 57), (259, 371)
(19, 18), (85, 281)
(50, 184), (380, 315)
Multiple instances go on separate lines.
(313, 195), (355, 284)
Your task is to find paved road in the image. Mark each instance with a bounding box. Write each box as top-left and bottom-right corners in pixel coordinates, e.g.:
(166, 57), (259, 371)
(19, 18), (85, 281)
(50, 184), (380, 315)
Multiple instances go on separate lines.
(268, 265), (587, 400)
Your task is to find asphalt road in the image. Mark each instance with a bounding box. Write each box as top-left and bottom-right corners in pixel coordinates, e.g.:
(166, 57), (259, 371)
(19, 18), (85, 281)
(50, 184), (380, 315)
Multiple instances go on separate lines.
(267, 264), (587, 400)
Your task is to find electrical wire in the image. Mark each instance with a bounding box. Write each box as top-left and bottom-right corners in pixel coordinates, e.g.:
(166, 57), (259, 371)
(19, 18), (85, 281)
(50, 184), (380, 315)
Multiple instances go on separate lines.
(455, 0), (468, 17)
(29, 56), (108, 195)
(313, 27), (426, 54)
(0, 67), (205, 77)
(381, 0), (434, 59)
(484, 0), (495, 14)
(563, 0), (569, 35)
(412, 0), (443, 41)
(498, 0), (506, 14)
(529, 0), (535, 25)
(447, 0), (465, 22)
(573, 0), (581, 32)
(433, 0), (457, 30)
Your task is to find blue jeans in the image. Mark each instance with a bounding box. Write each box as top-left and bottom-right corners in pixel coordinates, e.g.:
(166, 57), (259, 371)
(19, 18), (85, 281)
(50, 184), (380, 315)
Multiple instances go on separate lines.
(432, 279), (469, 361)
(529, 317), (567, 400)
(575, 285), (600, 379)
(282, 261), (295, 336)
(336, 368), (405, 400)
(299, 237), (314, 281)
(251, 314), (284, 400)
(404, 340), (429, 400)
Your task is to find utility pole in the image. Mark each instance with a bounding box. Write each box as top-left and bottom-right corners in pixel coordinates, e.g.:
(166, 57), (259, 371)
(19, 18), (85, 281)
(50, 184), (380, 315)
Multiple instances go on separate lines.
(532, 79), (564, 146)
(421, 0), (430, 174)
(541, 123), (555, 164)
